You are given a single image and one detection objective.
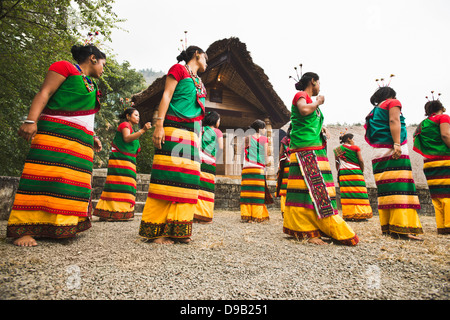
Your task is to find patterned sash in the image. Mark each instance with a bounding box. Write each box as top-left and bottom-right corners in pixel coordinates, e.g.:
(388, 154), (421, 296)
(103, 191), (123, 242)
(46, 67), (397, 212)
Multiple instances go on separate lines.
(296, 150), (336, 219)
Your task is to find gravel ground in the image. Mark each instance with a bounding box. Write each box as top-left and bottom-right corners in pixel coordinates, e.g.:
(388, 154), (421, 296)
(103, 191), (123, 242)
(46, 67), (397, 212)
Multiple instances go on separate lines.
(0, 209), (449, 301)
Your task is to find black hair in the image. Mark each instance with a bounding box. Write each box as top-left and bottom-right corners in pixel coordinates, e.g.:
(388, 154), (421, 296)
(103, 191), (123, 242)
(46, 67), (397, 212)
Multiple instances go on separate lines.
(370, 87), (397, 106)
(71, 44), (106, 64)
(249, 119), (266, 132)
(176, 45), (206, 63)
(295, 72), (320, 91)
(119, 107), (138, 120)
(339, 133), (354, 144)
(203, 111), (220, 127)
(424, 100), (444, 117)
(286, 123), (292, 139)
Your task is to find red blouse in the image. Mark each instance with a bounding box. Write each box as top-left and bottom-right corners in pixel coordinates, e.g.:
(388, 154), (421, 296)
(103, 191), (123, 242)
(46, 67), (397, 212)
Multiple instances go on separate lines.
(429, 113), (450, 124)
(344, 144), (361, 152)
(167, 64), (190, 82)
(48, 61), (80, 78)
(253, 135), (268, 144)
(379, 99), (402, 111)
(292, 91), (313, 106)
(214, 128), (223, 138)
(118, 122), (133, 132)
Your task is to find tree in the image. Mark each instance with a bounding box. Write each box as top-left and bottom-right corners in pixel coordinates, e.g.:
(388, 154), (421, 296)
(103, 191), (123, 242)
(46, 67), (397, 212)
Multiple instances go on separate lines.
(0, 0), (123, 176)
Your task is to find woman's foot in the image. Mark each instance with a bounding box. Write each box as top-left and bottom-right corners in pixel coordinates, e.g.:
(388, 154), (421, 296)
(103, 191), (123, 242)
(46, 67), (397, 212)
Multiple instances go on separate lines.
(176, 238), (192, 244)
(194, 219), (212, 224)
(391, 233), (424, 241)
(308, 237), (328, 245)
(152, 237), (174, 244)
(13, 235), (37, 247)
(406, 234), (424, 241)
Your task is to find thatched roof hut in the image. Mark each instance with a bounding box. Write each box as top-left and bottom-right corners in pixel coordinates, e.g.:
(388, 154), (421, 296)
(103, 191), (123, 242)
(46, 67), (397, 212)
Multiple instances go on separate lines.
(132, 37), (290, 130)
(132, 37), (291, 177)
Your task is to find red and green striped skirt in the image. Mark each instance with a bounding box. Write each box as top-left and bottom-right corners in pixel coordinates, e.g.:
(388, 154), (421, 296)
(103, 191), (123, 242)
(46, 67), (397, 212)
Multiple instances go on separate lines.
(139, 119), (201, 239)
(93, 148), (138, 220)
(338, 166), (373, 220)
(194, 155), (216, 223)
(372, 147), (421, 210)
(7, 115), (94, 238)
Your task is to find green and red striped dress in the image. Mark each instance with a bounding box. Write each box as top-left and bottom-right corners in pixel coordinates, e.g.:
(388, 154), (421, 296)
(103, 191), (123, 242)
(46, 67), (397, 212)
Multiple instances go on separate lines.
(7, 60), (100, 239)
(334, 144), (373, 220)
(285, 92), (337, 219)
(283, 91), (359, 246)
(365, 98), (422, 235)
(139, 63), (206, 240)
(194, 126), (220, 223)
(413, 112), (450, 234)
(93, 121), (141, 220)
(240, 134), (270, 222)
(413, 113), (450, 198)
(364, 99), (421, 211)
(276, 136), (291, 214)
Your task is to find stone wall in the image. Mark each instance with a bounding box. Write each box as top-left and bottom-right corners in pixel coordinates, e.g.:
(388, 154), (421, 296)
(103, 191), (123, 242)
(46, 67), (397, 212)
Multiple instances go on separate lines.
(214, 177), (434, 216)
(89, 170), (440, 215)
(0, 177), (20, 220)
(0, 171), (435, 221)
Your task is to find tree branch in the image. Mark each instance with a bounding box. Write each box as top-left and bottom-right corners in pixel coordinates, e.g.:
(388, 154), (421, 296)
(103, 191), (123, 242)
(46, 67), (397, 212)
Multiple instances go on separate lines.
(0, 0), (22, 20)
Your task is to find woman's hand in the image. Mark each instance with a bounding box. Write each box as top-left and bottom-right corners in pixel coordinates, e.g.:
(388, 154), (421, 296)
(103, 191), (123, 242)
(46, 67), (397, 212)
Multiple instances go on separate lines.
(392, 144), (401, 159)
(297, 95), (325, 116)
(94, 137), (102, 152)
(143, 122), (152, 132)
(152, 124), (165, 149)
(316, 95), (325, 106)
(18, 123), (38, 142)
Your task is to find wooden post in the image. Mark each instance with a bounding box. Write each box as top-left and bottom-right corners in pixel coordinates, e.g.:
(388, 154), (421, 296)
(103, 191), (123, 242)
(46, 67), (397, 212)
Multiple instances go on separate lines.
(265, 117), (276, 179)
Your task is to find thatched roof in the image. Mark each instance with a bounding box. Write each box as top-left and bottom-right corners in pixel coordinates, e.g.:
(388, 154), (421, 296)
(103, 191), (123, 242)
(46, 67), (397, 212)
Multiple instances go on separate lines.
(132, 37), (291, 129)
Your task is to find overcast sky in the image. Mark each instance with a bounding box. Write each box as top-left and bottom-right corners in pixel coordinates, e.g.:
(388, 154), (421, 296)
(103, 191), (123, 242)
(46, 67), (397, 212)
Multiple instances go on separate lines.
(107, 0), (450, 125)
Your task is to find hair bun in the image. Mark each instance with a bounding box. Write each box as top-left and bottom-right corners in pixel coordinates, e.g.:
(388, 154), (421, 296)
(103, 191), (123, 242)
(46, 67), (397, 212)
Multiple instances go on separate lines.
(71, 45), (82, 60)
(176, 50), (188, 63)
(70, 44), (106, 64)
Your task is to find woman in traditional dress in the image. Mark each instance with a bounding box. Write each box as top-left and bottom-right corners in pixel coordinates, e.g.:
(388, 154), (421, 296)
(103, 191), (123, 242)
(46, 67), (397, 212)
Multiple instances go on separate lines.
(240, 119), (270, 223)
(283, 72), (359, 246)
(138, 46), (207, 244)
(413, 96), (450, 234)
(334, 132), (373, 221)
(93, 107), (151, 221)
(194, 111), (223, 224)
(7, 44), (106, 246)
(276, 124), (291, 216)
(365, 85), (423, 240)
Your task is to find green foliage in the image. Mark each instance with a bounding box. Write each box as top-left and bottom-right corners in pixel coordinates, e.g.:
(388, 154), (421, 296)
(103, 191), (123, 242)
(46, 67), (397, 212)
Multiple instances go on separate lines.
(136, 127), (155, 174)
(0, 0), (155, 176)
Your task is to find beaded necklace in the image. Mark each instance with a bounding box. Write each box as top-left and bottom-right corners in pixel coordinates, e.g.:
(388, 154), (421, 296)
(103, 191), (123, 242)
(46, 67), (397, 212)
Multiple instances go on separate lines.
(185, 64), (206, 95)
(75, 64), (95, 93)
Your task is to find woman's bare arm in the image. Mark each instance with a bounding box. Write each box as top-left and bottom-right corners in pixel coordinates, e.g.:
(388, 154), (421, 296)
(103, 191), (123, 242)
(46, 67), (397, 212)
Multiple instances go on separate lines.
(152, 76), (177, 149)
(440, 122), (450, 148)
(18, 71), (66, 141)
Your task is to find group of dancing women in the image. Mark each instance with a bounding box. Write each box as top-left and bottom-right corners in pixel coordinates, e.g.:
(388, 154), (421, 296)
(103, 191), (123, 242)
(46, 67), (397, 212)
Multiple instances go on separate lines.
(7, 42), (450, 247)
